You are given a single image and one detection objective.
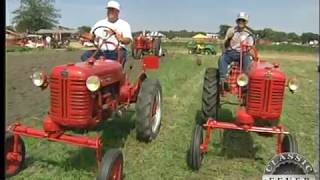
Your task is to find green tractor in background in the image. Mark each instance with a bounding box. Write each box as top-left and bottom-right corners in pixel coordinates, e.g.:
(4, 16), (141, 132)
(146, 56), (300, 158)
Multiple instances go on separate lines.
(187, 40), (217, 55)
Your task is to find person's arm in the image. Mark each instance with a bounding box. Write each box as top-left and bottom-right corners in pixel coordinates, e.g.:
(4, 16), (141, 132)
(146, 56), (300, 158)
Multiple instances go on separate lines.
(116, 22), (132, 45)
(115, 33), (131, 45)
(223, 27), (234, 49)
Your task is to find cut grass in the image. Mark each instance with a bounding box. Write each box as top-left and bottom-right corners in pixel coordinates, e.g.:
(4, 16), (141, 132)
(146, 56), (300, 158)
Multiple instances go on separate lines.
(8, 46), (317, 179)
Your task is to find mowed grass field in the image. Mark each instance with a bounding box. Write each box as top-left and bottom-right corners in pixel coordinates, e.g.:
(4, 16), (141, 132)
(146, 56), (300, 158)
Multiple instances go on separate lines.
(6, 44), (318, 180)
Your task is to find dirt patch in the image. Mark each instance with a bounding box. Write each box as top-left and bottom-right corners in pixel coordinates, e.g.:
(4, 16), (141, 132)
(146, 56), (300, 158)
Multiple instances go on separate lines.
(5, 50), (84, 126)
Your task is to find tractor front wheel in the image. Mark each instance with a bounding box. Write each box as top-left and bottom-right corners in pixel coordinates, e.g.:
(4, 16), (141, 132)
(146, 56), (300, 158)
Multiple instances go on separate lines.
(200, 68), (220, 124)
(187, 124), (204, 170)
(136, 79), (162, 142)
(97, 149), (123, 180)
(5, 134), (26, 178)
(281, 134), (298, 153)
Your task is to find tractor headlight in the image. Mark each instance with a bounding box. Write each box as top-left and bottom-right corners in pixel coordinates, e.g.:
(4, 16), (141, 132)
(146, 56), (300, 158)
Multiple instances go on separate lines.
(288, 78), (299, 91)
(86, 75), (101, 92)
(31, 72), (46, 87)
(237, 74), (249, 87)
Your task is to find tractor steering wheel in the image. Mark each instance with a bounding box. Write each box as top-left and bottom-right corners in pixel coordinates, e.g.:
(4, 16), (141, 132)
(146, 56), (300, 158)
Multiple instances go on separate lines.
(91, 25), (120, 51)
(230, 29), (256, 52)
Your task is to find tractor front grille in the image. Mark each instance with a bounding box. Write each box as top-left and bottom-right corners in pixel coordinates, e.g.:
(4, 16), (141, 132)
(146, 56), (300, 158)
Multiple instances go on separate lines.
(50, 76), (90, 121)
(247, 78), (285, 119)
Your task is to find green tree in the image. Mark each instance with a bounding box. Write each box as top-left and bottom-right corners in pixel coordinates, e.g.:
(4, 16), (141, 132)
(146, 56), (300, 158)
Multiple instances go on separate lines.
(12, 0), (61, 32)
(218, 25), (231, 39)
(287, 32), (301, 42)
(301, 32), (319, 44)
(78, 26), (91, 34)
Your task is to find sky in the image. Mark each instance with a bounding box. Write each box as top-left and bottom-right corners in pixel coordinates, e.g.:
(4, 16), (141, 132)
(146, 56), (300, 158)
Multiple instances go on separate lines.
(5, 0), (320, 35)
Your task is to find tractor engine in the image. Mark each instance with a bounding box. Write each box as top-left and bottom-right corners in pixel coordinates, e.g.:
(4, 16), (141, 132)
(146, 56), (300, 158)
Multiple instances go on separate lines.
(48, 60), (125, 129)
(246, 61), (286, 121)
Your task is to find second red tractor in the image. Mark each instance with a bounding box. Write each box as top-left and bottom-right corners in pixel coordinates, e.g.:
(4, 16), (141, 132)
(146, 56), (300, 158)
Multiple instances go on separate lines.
(131, 32), (165, 59)
(187, 32), (299, 170)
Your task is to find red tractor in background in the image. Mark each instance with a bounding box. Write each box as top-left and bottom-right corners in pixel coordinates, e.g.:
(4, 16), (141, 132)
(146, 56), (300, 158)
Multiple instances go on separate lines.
(187, 32), (299, 170)
(131, 32), (165, 59)
(6, 26), (163, 179)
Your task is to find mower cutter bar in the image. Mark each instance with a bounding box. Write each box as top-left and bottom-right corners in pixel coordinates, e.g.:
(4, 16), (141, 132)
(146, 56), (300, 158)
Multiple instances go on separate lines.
(7, 123), (103, 149)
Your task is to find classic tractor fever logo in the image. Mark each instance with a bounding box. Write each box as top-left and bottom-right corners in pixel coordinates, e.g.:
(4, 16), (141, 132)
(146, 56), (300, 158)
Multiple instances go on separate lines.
(262, 152), (316, 180)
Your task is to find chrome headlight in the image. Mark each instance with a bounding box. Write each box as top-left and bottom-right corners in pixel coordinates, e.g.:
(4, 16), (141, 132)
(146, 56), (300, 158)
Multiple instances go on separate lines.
(237, 74), (249, 87)
(31, 72), (46, 87)
(86, 75), (101, 92)
(288, 78), (299, 91)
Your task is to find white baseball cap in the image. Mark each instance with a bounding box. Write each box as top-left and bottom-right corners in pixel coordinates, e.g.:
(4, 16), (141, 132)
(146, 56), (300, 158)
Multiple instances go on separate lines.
(236, 12), (249, 22)
(106, 1), (120, 11)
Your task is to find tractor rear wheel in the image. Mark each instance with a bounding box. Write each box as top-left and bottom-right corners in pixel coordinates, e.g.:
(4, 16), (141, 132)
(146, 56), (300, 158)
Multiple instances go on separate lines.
(212, 49), (217, 55)
(187, 124), (204, 170)
(97, 148), (123, 180)
(136, 78), (162, 142)
(5, 134), (26, 178)
(204, 50), (210, 55)
(281, 134), (298, 153)
(199, 68), (220, 124)
(153, 38), (161, 56)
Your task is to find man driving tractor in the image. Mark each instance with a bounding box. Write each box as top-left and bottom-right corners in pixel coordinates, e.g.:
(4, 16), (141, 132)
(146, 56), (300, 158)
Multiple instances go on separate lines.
(218, 12), (254, 89)
(80, 0), (132, 65)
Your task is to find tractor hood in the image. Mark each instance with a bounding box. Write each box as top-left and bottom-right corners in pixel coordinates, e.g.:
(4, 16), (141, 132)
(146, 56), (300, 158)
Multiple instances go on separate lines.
(247, 60), (286, 120)
(249, 60), (285, 80)
(50, 60), (124, 84)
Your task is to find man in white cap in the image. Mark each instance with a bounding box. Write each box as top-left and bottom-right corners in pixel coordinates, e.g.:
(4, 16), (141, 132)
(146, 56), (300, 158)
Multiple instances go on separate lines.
(81, 0), (132, 65)
(218, 12), (254, 90)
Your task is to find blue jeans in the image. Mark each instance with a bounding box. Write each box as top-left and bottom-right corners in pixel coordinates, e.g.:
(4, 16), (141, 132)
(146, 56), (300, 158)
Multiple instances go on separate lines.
(218, 49), (251, 81)
(80, 48), (128, 65)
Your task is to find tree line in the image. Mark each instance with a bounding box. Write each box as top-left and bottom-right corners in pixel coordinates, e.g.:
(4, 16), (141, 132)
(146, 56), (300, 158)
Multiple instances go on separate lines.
(8, 0), (319, 44)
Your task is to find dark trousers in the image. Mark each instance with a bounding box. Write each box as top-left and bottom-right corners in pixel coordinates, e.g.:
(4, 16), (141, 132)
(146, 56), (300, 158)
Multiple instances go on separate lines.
(80, 48), (128, 65)
(218, 49), (251, 81)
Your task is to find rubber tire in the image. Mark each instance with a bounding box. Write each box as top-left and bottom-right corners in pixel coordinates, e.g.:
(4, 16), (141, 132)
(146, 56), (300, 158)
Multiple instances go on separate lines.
(136, 78), (162, 142)
(199, 68), (220, 124)
(97, 149), (123, 180)
(204, 50), (210, 55)
(187, 124), (204, 170)
(281, 134), (298, 153)
(5, 134), (26, 178)
(212, 50), (217, 55)
(153, 38), (161, 56)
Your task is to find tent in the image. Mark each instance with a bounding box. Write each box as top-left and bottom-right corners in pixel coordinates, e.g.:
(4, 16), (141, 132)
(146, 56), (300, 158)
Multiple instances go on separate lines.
(192, 33), (208, 39)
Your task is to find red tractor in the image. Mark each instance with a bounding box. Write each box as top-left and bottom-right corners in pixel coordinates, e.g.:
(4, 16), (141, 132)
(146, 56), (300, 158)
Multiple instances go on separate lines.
(5, 26), (163, 179)
(187, 33), (299, 170)
(131, 33), (163, 59)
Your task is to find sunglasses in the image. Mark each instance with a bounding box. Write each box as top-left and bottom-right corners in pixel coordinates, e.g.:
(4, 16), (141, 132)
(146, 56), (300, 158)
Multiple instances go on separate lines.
(237, 19), (247, 23)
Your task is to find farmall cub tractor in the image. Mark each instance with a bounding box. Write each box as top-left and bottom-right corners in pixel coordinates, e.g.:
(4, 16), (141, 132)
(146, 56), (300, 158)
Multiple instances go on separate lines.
(131, 33), (164, 59)
(6, 26), (163, 179)
(187, 32), (299, 170)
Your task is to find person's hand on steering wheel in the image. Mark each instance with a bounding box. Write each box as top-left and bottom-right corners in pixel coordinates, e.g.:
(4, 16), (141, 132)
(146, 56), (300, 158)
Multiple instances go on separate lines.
(91, 25), (120, 51)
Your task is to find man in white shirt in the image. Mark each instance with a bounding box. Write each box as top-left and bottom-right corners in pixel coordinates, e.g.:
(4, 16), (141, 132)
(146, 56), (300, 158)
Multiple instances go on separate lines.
(218, 12), (255, 89)
(45, 36), (52, 48)
(80, 1), (132, 65)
